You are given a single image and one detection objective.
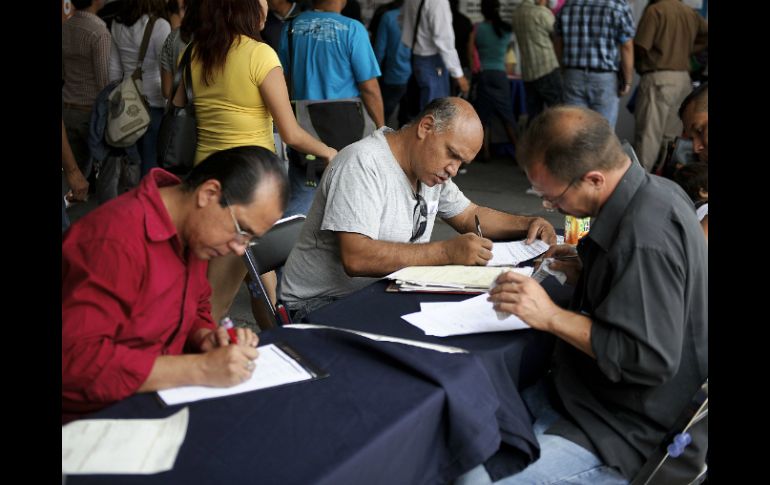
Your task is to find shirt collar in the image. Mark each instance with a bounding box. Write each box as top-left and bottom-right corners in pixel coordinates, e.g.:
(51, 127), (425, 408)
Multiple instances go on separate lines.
(585, 161), (645, 252)
(138, 168), (183, 244)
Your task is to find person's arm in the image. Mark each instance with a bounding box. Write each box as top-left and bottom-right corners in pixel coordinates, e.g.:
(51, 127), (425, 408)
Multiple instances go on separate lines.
(260, 67), (337, 162)
(358, 77), (385, 128)
(337, 231), (493, 276)
(136, 341), (259, 392)
(62, 120), (89, 201)
(489, 270), (595, 357)
(444, 202), (557, 244)
(108, 34), (123, 82)
(552, 35), (563, 67)
(618, 38), (633, 96)
(161, 68), (173, 100)
(701, 214), (708, 242)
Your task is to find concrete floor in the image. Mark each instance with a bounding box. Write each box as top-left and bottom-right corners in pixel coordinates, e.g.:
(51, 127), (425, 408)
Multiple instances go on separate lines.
(65, 150), (564, 329)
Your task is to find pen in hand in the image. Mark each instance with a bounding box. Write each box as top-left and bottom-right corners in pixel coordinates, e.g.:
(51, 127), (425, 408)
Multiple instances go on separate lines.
(475, 214), (483, 238)
(220, 316), (239, 345)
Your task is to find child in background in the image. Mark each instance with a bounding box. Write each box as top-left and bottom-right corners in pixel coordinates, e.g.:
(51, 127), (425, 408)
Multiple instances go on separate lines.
(672, 162), (708, 241)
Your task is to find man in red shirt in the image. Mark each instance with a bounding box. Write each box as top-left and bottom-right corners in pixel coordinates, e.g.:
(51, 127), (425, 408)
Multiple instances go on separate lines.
(62, 146), (288, 423)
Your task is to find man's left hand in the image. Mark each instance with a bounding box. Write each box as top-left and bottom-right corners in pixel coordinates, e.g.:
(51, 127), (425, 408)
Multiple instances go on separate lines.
(488, 271), (560, 331)
(526, 217), (557, 245)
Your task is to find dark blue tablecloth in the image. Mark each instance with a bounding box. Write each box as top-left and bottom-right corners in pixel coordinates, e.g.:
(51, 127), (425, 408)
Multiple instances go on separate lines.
(306, 276), (574, 480)
(67, 326), (530, 485)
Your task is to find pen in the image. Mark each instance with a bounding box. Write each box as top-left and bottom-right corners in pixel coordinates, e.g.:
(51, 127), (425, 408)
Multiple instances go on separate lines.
(219, 316), (239, 345)
(475, 214), (483, 238)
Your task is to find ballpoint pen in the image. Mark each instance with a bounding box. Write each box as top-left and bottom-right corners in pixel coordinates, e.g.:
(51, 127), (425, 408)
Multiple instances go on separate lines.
(475, 214), (483, 238)
(220, 316), (239, 344)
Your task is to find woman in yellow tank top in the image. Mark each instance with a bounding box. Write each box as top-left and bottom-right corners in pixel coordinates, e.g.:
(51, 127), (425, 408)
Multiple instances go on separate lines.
(188, 0), (337, 326)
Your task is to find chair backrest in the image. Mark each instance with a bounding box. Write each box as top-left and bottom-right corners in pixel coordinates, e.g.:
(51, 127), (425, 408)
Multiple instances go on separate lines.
(631, 378), (709, 485)
(241, 215), (306, 328)
(250, 215), (306, 274)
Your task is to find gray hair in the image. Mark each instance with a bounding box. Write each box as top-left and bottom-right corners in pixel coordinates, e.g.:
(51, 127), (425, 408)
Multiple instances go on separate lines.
(404, 97), (460, 133)
(517, 106), (626, 182)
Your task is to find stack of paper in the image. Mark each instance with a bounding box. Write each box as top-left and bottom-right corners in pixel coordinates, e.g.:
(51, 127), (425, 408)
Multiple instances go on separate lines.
(488, 239), (550, 266)
(401, 294), (530, 337)
(386, 265), (533, 293)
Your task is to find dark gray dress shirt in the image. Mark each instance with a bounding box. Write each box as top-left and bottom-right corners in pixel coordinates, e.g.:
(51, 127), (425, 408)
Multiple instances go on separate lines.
(547, 161), (708, 479)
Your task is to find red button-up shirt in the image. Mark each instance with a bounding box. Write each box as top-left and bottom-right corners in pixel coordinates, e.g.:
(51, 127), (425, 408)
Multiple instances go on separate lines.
(62, 169), (217, 422)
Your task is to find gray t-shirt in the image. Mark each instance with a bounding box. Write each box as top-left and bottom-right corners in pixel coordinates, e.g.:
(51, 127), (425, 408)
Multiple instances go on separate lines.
(280, 127), (471, 303)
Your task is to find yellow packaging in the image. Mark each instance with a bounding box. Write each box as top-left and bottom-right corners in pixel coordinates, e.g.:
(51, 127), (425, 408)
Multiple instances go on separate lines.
(564, 215), (590, 245)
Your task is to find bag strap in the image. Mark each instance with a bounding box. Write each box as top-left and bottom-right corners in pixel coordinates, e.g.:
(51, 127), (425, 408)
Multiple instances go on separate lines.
(131, 15), (158, 81)
(411, 0), (427, 54)
(166, 42), (195, 110)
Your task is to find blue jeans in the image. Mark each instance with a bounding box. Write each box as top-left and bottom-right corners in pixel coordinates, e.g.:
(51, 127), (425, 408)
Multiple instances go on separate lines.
(562, 70), (620, 128)
(454, 380), (628, 485)
(413, 54), (450, 110)
(137, 107), (164, 177)
(283, 157), (320, 218)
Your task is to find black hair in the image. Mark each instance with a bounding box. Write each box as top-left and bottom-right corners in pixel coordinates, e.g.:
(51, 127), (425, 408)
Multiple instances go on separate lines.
(672, 162), (708, 202)
(115, 0), (168, 27)
(72, 0), (94, 10)
(678, 82), (708, 120)
(182, 146), (289, 209)
(404, 97), (460, 132)
(481, 0), (511, 37)
(179, 0), (200, 43)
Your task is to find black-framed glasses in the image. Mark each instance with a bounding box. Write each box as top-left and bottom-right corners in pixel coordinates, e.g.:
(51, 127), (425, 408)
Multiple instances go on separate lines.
(222, 194), (259, 247)
(532, 177), (580, 211)
(410, 191), (428, 243)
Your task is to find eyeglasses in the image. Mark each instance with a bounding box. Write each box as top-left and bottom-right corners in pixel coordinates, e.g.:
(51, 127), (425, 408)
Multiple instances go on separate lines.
(532, 177), (579, 211)
(410, 191), (428, 243)
(222, 194), (259, 247)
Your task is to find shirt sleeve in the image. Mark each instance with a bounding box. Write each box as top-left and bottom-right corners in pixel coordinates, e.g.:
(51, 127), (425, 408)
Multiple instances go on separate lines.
(108, 28), (123, 82)
(186, 275), (217, 350)
(349, 21), (382, 83)
(615, 2), (636, 45)
(320, 152), (386, 240)
(374, 14), (389, 65)
(62, 239), (158, 407)
(93, 30), (112, 91)
(590, 246), (686, 386)
(437, 179), (471, 219)
(160, 30), (176, 72)
(429, 0), (463, 78)
(251, 43), (283, 86)
(633, 7), (656, 52)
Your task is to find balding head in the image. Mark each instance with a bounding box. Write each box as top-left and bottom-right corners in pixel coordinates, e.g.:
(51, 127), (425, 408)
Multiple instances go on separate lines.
(517, 106), (626, 183)
(407, 97), (483, 136)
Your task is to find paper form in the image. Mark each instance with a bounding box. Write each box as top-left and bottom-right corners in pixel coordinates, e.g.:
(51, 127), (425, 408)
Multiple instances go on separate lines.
(487, 239), (550, 266)
(157, 344), (313, 406)
(62, 407), (189, 475)
(402, 293), (530, 336)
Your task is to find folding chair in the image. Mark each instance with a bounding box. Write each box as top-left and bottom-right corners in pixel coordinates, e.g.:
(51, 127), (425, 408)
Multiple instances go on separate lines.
(242, 215), (306, 329)
(631, 378), (709, 485)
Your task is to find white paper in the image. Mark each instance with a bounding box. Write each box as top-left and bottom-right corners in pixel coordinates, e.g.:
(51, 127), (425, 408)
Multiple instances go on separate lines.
(62, 407), (189, 475)
(531, 258), (567, 285)
(157, 344), (313, 406)
(488, 239), (550, 266)
(402, 293), (530, 337)
(284, 323), (468, 353)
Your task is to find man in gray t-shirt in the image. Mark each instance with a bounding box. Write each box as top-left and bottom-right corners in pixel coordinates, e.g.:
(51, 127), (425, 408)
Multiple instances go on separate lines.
(280, 97), (556, 319)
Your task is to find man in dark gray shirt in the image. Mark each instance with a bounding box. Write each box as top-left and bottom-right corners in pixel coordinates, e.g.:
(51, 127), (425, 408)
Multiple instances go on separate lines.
(457, 106), (707, 484)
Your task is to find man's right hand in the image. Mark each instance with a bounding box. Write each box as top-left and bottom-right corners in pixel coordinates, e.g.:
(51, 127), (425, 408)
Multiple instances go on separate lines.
(454, 75), (470, 98)
(442, 233), (493, 265)
(198, 344), (260, 387)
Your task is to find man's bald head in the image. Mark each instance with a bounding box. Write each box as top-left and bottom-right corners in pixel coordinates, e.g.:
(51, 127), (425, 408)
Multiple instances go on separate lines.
(517, 106), (627, 183)
(407, 97), (483, 137)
